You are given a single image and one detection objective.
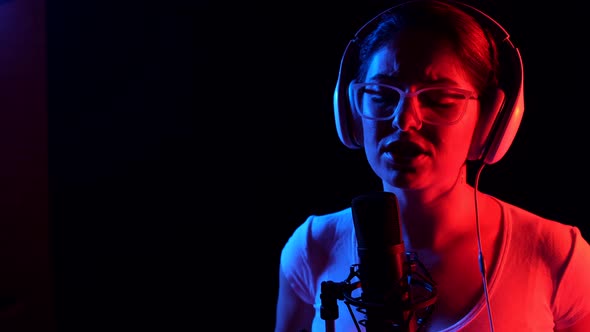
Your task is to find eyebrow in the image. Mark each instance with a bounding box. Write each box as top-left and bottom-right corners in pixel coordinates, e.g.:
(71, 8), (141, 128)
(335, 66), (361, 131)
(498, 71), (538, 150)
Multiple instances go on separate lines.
(367, 73), (460, 86)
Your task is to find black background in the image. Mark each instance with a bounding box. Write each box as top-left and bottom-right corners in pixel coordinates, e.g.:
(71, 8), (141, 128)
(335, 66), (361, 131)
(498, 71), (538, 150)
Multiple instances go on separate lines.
(2, 0), (588, 331)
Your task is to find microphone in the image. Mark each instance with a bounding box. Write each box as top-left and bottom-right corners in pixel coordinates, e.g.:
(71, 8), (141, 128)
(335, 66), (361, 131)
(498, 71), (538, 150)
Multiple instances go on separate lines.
(351, 191), (417, 332)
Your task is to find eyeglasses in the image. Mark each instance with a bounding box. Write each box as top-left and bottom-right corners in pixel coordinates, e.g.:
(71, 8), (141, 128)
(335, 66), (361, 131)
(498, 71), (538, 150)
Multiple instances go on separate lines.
(349, 82), (478, 125)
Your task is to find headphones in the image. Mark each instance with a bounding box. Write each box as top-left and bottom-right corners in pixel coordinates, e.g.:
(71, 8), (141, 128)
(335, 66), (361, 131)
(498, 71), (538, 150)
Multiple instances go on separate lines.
(333, 0), (524, 165)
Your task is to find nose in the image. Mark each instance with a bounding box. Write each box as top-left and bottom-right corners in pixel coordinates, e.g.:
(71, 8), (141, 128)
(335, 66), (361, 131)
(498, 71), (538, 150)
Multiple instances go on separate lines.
(392, 96), (422, 131)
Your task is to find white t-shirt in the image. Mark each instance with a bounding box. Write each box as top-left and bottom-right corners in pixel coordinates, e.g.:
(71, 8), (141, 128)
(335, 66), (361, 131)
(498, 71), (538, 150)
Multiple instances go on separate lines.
(280, 197), (590, 331)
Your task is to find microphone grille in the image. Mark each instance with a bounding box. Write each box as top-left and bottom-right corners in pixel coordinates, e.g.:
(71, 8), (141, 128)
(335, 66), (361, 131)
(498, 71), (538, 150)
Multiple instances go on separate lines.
(351, 191), (402, 248)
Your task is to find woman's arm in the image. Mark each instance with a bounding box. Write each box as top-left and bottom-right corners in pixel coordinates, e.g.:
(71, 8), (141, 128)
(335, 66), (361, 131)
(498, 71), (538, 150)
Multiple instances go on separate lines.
(274, 268), (314, 332)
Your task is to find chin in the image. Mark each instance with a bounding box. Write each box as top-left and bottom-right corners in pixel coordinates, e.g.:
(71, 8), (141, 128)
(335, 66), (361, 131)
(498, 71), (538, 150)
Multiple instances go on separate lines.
(382, 171), (422, 190)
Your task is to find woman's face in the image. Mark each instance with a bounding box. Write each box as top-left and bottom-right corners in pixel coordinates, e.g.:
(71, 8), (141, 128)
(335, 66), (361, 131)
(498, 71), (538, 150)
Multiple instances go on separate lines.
(361, 29), (480, 193)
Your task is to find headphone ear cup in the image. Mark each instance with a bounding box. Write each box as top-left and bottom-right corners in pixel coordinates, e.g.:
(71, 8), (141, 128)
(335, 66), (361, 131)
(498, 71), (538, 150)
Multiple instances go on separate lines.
(482, 81), (525, 164)
(334, 42), (363, 149)
(469, 81), (525, 164)
(334, 80), (363, 149)
(468, 88), (505, 161)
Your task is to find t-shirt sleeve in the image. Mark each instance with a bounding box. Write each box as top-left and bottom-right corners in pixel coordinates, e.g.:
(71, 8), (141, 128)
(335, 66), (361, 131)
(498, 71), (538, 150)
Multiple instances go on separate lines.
(279, 216), (316, 304)
(552, 227), (590, 329)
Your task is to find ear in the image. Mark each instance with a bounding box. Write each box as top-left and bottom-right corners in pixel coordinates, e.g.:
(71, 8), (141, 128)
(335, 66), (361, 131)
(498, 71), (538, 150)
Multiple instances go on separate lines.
(468, 88), (505, 161)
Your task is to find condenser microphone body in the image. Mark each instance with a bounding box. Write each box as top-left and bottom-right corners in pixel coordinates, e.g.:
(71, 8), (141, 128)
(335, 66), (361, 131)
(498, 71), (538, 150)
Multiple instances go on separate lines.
(351, 191), (416, 332)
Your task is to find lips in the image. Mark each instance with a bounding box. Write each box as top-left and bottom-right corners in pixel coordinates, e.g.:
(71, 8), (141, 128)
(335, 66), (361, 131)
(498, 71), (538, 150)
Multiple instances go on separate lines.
(385, 140), (425, 158)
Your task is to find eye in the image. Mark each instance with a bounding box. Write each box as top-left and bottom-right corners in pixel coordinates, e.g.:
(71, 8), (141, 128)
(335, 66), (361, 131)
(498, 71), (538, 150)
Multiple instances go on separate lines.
(419, 88), (467, 109)
(363, 85), (400, 106)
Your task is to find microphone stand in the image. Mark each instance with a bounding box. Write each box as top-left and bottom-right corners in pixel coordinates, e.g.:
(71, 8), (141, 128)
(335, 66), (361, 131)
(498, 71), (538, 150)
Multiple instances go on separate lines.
(320, 281), (341, 332)
(320, 254), (438, 332)
(321, 265), (365, 332)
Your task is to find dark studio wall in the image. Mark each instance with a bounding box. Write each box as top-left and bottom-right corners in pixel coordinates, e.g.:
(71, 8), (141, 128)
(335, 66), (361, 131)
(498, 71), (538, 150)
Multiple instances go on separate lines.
(48, 0), (208, 330)
(0, 0), (52, 331)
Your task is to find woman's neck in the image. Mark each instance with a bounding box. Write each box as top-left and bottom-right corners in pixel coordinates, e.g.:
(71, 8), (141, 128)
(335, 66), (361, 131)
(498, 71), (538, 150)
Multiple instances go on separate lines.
(383, 176), (479, 251)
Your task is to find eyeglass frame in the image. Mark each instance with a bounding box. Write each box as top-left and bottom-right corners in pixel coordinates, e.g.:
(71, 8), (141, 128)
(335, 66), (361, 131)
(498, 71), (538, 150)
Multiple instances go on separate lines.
(348, 82), (479, 126)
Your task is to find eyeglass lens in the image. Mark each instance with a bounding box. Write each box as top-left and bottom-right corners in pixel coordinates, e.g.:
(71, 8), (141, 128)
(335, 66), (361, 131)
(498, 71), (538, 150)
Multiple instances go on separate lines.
(355, 84), (472, 124)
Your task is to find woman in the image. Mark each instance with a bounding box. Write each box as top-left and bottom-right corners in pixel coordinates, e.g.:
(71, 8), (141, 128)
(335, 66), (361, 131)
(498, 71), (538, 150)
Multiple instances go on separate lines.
(275, 0), (590, 331)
